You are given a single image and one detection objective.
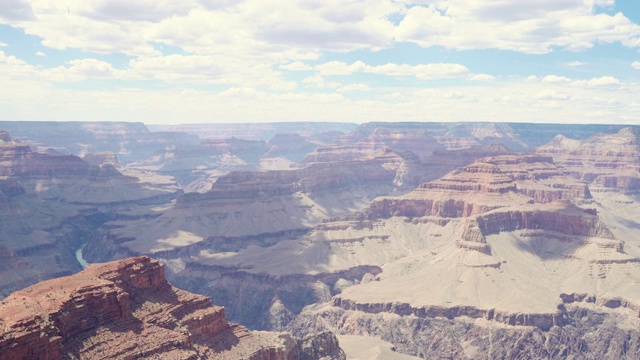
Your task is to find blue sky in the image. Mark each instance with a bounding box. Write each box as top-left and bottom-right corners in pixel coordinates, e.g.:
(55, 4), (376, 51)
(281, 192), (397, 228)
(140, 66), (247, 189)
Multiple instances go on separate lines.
(0, 0), (639, 125)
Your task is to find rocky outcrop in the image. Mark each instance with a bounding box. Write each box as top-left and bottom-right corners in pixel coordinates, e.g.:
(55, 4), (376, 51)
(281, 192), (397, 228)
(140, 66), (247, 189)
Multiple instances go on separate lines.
(364, 155), (590, 220)
(591, 174), (640, 194)
(0, 257), (345, 360)
(299, 141), (388, 164)
(82, 152), (119, 166)
(0, 133), (91, 177)
(266, 133), (319, 162)
(201, 137), (268, 162)
(358, 128), (442, 162)
(473, 202), (615, 240)
(289, 303), (640, 360)
(205, 160), (397, 196)
(331, 297), (565, 331)
(170, 261), (383, 331)
(535, 127), (640, 182)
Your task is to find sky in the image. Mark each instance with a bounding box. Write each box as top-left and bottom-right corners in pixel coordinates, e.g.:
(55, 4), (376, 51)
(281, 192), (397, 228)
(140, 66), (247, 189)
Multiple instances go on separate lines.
(0, 0), (640, 125)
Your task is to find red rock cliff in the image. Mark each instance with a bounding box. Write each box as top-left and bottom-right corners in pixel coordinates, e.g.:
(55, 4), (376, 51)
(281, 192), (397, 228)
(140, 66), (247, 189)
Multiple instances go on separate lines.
(0, 257), (345, 360)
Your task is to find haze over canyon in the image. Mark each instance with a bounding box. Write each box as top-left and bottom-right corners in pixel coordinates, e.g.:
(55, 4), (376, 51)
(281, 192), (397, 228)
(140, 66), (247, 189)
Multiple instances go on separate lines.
(2, 120), (640, 359)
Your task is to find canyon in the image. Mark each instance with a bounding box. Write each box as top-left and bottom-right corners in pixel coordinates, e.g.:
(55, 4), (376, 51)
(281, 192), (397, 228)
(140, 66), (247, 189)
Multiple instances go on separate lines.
(2, 121), (640, 359)
(0, 256), (345, 359)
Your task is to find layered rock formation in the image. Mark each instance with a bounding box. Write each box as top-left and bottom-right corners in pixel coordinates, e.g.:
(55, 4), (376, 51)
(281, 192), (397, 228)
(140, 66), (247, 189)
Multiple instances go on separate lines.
(535, 127), (640, 182)
(535, 127), (640, 243)
(266, 133), (320, 163)
(364, 155), (591, 221)
(5, 121), (640, 359)
(277, 154), (640, 359)
(349, 122), (632, 151)
(0, 130), (180, 298)
(0, 256), (345, 360)
(0, 121), (199, 164)
(151, 153), (640, 360)
(83, 158), (401, 260)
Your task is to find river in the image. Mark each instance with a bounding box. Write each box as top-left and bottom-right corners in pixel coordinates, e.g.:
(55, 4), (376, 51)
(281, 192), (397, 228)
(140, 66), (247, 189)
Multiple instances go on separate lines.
(75, 242), (90, 269)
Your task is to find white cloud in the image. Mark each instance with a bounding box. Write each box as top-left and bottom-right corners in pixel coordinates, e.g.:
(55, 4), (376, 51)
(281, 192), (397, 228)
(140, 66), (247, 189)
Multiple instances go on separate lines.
(337, 83), (370, 92)
(1, 68), (638, 125)
(252, 0), (401, 52)
(129, 54), (226, 82)
(395, 0), (640, 54)
(535, 90), (575, 101)
(302, 75), (341, 89)
(0, 42), (7, 47)
(315, 61), (366, 75)
(368, 63), (469, 79)
(526, 75), (539, 82)
(469, 74), (496, 81)
(538, 74), (621, 88)
(65, 58), (123, 79)
(78, 0), (193, 22)
(35, 51), (45, 56)
(279, 61), (313, 71)
(315, 60), (469, 80)
(0, 1), (639, 125)
(542, 75), (572, 84)
(0, 0), (35, 22)
(573, 76), (621, 87)
(563, 61), (587, 67)
(219, 87), (258, 98)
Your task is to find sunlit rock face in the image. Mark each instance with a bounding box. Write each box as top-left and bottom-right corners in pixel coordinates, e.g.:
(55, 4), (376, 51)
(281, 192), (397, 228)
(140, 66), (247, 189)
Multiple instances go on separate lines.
(284, 153), (640, 359)
(0, 256), (346, 360)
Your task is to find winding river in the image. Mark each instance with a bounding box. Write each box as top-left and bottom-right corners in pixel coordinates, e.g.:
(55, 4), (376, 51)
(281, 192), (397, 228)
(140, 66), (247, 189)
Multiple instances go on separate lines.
(75, 243), (90, 269)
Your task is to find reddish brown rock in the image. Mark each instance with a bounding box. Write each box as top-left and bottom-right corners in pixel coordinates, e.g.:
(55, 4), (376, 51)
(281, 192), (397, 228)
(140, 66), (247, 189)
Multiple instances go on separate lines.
(365, 154), (590, 220)
(0, 257), (345, 360)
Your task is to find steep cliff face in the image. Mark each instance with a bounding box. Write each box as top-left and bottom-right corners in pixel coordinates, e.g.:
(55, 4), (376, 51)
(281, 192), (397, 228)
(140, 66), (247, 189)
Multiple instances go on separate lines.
(272, 151), (640, 359)
(535, 127), (640, 182)
(289, 303), (640, 360)
(0, 134), (90, 178)
(121, 154), (631, 337)
(0, 257), (345, 360)
(299, 141), (388, 164)
(365, 155), (590, 220)
(84, 157), (406, 261)
(0, 130), (178, 204)
(266, 133), (319, 163)
(0, 130), (180, 299)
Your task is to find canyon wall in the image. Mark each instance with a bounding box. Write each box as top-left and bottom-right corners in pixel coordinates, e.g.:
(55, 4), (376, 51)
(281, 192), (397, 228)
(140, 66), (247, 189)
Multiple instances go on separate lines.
(0, 256), (346, 360)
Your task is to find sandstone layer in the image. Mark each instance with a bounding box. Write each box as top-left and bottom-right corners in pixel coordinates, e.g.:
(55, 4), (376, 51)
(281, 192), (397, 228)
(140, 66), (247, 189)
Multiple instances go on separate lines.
(0, 256), (345, 360)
